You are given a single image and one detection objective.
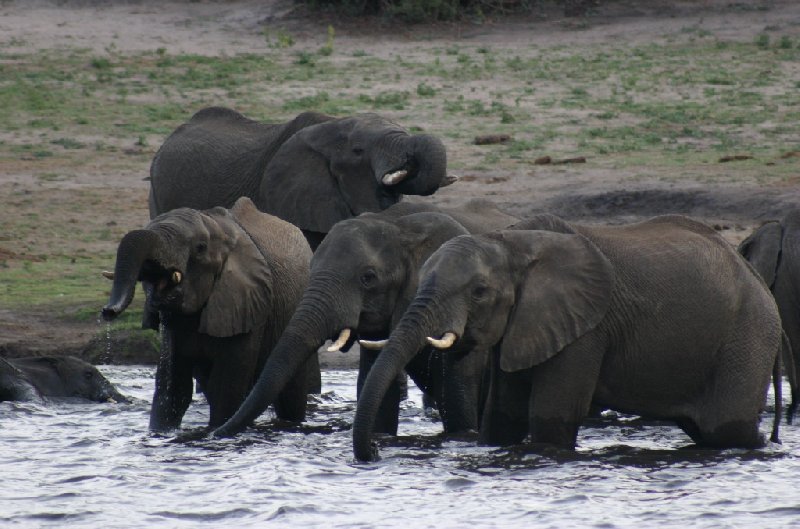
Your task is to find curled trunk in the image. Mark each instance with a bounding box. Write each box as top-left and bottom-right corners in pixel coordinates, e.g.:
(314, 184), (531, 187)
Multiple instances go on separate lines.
(102, 230), (165, 321)
(393, 134), (448, 197)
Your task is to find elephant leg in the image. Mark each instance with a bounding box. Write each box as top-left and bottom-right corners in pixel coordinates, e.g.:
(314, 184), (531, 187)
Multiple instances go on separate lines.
(479, 350), (532, 446)
(688, 341), (771, 449)
(149, 331), (194, 431)
(305, 351), (322, 395)
(204, 346), (260, 428)
(273, 353), (321, 423)
(439, 349), (489, 434)
(357, 348), (403, 435)
(527, 338), (604, 449)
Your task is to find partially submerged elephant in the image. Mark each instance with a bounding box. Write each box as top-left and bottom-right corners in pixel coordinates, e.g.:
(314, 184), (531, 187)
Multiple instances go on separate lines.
(738, 208), (800, 422)
(149, 106), (454, 250)
(354, 214), (783, 461)
(211, 199), (520, 438)
(102, 197), (318, 431)
(0, 356), (127, 403)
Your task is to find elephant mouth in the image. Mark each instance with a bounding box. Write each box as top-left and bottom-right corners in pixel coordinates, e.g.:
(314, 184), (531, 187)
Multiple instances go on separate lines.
(140, 260), (183, 306)
(381, 160), (416, 186)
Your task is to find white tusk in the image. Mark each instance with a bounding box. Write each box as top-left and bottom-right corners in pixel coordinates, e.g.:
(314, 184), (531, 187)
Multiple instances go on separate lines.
(382, 169), (408, 185)
(106, 397), (117, 404)
(327, 328), (352, 352)
(442, 174), (460, 187)
(102, 270), (115, 280)
(171, 271), (182, 284)
(358, 338), (388, 350)
(426, 332), (457, 349)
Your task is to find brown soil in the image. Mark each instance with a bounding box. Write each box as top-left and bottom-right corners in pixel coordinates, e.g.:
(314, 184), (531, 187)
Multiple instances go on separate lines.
(1, 0), (798, 366)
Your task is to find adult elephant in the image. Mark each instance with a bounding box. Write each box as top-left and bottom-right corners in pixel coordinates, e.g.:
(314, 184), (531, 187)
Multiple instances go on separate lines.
(102, 197), (318, 431)
(149, 106), (453, 250)
(0, 356), (127, 403)
(211, 200), (520, 438)
(353, 214), (783, 461)
(738, 208), (800, 422)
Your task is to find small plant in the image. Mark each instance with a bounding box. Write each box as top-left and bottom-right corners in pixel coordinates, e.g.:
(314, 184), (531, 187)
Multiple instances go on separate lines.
(416, 82), (436, 97)
(755, 34), (770, 49)
(295, 51), (316, 67)
(319, 25), (335, 56)
(779, 36), (793, 49)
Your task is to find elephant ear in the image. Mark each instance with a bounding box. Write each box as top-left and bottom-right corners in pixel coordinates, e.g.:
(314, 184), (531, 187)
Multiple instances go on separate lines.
(199, 200), (273, 338)
(259, 118), (379, 234)
(738, 221), (782, 288)
(496, 230), (615, 372)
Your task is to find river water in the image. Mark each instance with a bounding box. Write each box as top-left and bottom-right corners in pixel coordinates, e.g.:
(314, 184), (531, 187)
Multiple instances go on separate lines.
(1, 365), (798, 528)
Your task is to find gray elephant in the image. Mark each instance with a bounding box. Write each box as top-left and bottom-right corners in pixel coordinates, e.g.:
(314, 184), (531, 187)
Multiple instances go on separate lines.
(353, 214), (782, 461)
(149, 106), (453, 250)
(102, 197), (318, 431)
(211, 199), (520, 438)
(0, 356), (127, 403)
(738, 209), (800, 422)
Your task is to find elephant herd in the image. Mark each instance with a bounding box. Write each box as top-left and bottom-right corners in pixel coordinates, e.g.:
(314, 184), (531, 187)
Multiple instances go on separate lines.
(7, 106), (795, 463)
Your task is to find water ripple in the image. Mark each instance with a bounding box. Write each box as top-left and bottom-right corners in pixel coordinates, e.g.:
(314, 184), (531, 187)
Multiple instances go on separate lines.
(0, 367), (798, 528)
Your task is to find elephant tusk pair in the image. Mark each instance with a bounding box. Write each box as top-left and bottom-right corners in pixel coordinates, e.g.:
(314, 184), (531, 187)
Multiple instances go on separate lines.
(382, 170), (408, 186)
(327, 328), (352, 352)
(358, 338), (387, 350)
(426, 332), (457, 349)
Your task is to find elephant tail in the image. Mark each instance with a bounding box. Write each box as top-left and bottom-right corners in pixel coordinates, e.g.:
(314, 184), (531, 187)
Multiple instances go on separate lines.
(781, 330), (798, 425)
(770, 340), (782, 444)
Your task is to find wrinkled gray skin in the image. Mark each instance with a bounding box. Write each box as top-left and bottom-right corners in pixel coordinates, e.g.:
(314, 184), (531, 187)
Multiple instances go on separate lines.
(0, 356), (127, 404)
(149, 106), (451, 250)
(102, 197), (318, 431)
(354, 214), (782, 461)
(211, 199), (520, 438)
(738, 208), (800, 422)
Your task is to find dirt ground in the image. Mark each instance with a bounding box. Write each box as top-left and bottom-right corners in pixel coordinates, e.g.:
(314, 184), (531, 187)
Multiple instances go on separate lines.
(1, 0), (799, 365)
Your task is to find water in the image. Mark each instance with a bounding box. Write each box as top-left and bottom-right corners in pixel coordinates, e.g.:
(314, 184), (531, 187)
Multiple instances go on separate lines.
(1, 366), (798, 528)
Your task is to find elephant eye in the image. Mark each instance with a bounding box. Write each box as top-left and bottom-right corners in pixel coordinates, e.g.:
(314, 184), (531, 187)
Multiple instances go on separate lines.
(472, 284), (489, 300)
(84, 371), (94, 379)
(352, 146), (364, 156)
(195, 242), (207, 254)
(360, 269), (378, 288)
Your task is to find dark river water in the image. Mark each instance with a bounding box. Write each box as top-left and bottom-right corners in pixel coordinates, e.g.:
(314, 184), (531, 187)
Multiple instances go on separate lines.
(2, 365), (798, 528)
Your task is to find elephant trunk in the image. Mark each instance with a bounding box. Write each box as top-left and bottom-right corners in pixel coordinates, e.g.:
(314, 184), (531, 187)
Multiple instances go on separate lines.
(102, 230), (165, 321)
(375, 134), (448, 199)
(212, 275), (353, 437)
(353, 299), (437, 462)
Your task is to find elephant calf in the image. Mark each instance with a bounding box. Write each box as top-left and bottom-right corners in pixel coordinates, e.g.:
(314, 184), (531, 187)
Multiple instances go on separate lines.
(354, 214), (783, 461)
(102, 197), (319, 431)
(0, 356), (127, 403)
(738, 209), (800, 422)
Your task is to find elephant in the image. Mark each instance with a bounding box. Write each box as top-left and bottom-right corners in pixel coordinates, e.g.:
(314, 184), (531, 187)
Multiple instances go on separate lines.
(738, 209), (800, 422)
(149, 106), (454, 251)
(211, 199), (521, 438)
(0, 356), (127, 403)
(101, 197), (319, 431)
(353, 214), (783, 461)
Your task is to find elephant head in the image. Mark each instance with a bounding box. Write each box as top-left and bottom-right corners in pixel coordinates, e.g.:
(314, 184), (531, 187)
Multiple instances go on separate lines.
(211, 211), (470, 438)
(352, 229), (614, 461)
(8, 356), (128, 403)
(258, 114), (452, 237)
(102, 197), (275, 338)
